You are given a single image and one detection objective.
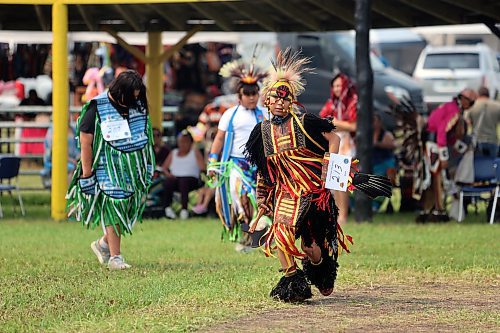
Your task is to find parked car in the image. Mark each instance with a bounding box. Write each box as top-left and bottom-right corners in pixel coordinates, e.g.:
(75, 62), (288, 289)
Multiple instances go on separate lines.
(413, 44), (500, 110)
(277, 32), (426, 124)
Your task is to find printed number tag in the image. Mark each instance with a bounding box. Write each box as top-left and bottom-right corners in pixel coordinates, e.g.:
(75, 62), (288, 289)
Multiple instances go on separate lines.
(101, 119), (131, 141)
(325, 153), (351, 191)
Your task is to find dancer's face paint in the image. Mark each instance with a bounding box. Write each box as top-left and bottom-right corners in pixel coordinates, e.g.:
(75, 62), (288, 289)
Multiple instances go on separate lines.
(267, 82), (292, 117)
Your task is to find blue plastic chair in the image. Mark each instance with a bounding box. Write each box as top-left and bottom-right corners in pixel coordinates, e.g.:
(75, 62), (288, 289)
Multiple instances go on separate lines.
(458, 156), (496, 222)
(488, 158), (500, 224)
(0, 156), (25, 218)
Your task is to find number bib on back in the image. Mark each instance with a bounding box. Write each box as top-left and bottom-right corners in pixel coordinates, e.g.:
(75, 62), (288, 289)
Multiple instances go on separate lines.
(101, 118), (132, 141)
(93, 93), (151, 198)
(95, 93), (148, 153)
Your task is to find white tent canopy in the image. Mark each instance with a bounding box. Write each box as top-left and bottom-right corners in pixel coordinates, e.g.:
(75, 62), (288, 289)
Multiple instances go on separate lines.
(0, 30), (245, 46)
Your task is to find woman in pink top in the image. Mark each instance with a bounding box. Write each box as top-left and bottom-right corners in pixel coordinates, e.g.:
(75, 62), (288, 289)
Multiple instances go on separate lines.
(320, 73), (358, 225)
(427, 92), (475, 156)
(420, 89), (476, 222)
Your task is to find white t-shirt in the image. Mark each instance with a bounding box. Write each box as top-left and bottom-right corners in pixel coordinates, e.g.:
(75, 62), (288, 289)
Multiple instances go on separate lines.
(170, 148), (200, 178)
(218, 105), (267, 158)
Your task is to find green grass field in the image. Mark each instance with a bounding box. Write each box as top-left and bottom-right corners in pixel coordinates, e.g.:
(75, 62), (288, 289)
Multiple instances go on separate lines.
(0, 194), (498, 332)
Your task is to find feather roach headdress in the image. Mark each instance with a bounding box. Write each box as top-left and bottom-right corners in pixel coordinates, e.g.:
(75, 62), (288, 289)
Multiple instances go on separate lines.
(262, 48), (313, 101)
(219, 46), (268, 93)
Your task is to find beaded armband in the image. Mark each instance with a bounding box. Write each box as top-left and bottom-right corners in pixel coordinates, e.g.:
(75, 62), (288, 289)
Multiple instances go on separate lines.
(321, 152), (330, 183)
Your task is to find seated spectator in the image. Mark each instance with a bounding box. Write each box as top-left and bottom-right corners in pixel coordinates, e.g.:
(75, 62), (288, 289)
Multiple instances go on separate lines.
(19, 89), (47, 156)
(373, 113), (396, 178)
(153, 127), (171, 168)
(192, 186), (215, 215)
(466, 86), (500, 157)
(162, 130), (205, 220)
(20, 89), (46, 107)
(175, 91), (207, 132)
(191, 101), (230, 215)
(372, 113), (396, 211)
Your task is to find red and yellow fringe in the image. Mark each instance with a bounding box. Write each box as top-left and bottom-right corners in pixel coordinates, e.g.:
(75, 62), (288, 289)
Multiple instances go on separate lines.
(267, 148), (323, 198)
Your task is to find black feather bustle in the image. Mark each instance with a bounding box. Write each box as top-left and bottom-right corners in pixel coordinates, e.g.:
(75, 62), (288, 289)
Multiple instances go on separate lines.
(244, 123), (271, 182)
(302, 253), (339, 294)
(269, 269), (312, 303)
(352, 172), (393, 198)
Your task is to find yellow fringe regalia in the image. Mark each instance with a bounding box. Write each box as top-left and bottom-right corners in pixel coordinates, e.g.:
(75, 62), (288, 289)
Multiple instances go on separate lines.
(245, 110), (352, 260)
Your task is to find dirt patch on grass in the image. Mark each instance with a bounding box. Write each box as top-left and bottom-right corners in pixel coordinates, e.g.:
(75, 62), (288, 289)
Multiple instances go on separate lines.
(201, 283), (499, 332)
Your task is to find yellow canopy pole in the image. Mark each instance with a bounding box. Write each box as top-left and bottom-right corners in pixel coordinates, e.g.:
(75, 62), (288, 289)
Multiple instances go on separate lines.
(146, 31), (163, 130)
(51, 1), (69, 220)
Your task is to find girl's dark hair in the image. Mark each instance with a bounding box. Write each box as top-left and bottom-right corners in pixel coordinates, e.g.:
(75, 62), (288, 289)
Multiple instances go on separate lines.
(108, 70), (148, 112)
(237, 83), (259, 98)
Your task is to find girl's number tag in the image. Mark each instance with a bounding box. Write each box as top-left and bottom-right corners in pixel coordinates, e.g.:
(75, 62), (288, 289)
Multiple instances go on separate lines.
(101, 119), (131, 141)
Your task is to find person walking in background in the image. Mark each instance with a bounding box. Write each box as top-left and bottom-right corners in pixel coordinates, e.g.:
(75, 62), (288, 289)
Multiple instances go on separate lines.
(66, 70), (155, 270)
(466, 86), (500, 157)
(319, 73), (358, 226)
(162, 130), (205, 220)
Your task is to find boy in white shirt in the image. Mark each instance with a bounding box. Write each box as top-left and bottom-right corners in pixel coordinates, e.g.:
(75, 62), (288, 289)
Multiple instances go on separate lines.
(207, 60), (268, 249)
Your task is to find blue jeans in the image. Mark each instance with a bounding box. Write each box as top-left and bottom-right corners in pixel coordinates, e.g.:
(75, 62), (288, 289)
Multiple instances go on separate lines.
(476, 142), (499, 158)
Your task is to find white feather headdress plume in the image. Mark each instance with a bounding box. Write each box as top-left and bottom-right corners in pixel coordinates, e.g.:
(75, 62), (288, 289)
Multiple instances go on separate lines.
(219, 47), (267, 90)
(262, 48), (313, 99)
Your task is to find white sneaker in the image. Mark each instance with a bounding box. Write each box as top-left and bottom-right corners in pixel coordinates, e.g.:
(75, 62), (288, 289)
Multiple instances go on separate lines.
(108, 255), (131, 270)
(91, 240), (110, 264)
(180, 209), (189, 220)
(165, 206), (177, 219)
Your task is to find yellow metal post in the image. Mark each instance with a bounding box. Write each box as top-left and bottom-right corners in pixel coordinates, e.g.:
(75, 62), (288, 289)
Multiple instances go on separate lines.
(51, 1), (69, 220)
(146, 31), (163, 130)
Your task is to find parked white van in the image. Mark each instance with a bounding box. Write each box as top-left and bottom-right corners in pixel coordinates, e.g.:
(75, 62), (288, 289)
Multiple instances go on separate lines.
(413, 44), (500, 109)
